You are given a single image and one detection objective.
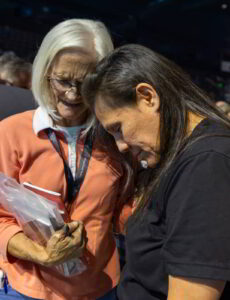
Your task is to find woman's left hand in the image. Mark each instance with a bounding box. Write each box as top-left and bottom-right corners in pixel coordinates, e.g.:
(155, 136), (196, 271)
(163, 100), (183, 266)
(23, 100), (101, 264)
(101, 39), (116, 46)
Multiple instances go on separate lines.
(40, 221), (87, 267)
(7, 221), (87, 267)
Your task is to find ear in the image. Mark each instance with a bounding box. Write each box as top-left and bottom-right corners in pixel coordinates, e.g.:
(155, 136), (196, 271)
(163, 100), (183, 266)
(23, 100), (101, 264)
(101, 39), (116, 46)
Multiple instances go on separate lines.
(136, 83), (160, 113)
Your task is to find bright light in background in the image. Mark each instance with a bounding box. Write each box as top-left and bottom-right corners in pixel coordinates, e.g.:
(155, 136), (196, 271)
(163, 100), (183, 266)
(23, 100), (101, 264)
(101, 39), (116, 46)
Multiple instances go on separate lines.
(42, 6), (50, 13)
(221, 3), (228, 10)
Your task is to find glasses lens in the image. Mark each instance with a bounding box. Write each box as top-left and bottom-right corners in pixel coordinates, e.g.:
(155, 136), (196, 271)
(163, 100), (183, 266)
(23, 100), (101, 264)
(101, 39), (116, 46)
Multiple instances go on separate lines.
(54, 79), (71, 91)
(50, 78), (82, 95)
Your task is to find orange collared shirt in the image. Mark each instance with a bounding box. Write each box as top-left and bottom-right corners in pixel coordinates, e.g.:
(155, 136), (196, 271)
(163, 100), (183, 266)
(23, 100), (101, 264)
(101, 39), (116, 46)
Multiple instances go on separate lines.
(0, 109), (122, 300)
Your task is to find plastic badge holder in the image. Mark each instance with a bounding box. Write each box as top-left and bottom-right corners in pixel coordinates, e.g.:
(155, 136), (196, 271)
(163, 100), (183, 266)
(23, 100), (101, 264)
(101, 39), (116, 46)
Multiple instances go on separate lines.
(0, 173), (86, 276)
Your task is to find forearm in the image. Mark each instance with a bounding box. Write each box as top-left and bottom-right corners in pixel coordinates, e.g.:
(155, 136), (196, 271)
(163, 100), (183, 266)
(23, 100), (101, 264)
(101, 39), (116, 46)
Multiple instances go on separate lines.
(168, 276), (225, 300)
(7, 222), (86, 268)
(7, 232), (47, 265)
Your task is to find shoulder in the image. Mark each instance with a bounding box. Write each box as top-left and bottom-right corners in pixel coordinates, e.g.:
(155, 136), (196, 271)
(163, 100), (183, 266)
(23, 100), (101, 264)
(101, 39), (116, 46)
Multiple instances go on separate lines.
(186, 119), (230, 157)
(0, 110), (35, 146)
(173, 120), (230, 172)
(168, 147), (230, 194)
(0, 110), (35, 131)
(164, 149), (230, 223)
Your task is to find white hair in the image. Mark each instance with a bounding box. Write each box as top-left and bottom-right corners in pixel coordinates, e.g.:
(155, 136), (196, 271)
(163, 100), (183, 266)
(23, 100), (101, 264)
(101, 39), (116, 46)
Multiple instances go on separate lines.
(31, 18), (114, 121)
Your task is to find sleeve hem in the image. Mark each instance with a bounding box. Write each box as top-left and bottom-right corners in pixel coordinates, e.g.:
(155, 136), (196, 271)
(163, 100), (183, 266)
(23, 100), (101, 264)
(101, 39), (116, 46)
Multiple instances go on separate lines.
(166, 261), (230, 281)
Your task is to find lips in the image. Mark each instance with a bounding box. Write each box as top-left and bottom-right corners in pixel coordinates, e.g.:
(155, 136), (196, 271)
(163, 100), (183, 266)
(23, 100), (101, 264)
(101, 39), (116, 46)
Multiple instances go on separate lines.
(60, 99), (82, 107)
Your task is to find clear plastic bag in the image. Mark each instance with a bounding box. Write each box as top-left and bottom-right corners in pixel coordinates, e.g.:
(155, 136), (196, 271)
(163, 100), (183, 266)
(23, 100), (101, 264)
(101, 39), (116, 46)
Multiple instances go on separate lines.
(0, 173), (87, 277)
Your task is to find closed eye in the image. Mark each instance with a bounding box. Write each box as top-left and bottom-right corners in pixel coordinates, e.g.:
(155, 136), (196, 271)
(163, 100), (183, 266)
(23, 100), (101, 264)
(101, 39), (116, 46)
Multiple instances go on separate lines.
(113, 125), (121, 134)
(105, 122), (121, 135)
(57, 79), (71, 87)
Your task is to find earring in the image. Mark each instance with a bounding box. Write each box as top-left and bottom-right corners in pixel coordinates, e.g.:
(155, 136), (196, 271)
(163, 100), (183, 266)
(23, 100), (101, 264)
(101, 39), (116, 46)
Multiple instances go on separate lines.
(140, 160), (148, 169)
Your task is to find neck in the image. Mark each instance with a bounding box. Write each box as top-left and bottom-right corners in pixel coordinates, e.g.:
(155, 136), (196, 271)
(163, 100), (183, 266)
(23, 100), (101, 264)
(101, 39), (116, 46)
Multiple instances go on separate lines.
(187, 112), (204, 136)
(55, 112), (88, 127)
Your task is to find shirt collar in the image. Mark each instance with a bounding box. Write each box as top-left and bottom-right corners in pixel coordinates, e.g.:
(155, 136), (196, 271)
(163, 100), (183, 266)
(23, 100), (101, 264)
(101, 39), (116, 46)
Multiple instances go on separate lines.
(32, 106), (93, 136)
(33, 107), (57, 135)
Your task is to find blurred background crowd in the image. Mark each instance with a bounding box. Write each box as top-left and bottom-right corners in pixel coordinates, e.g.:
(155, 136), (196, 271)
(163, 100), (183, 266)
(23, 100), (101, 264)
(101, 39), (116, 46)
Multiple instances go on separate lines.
(0, 0), (230, 116)
(0, 51), (31, 88)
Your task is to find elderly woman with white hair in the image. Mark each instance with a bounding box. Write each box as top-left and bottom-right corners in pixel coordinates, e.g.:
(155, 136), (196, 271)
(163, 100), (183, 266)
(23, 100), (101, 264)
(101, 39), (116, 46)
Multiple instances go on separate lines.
(0, 19), (131, 300)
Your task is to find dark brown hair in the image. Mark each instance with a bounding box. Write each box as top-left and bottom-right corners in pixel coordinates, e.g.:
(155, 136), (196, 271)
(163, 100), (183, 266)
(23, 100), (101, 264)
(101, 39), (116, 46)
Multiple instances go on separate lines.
(82, 44), (230, 215)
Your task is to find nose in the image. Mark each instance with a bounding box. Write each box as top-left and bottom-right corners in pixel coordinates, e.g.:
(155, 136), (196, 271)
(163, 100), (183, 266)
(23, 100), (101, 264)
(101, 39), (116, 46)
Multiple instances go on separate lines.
(65, 87), (79, 100)
(115, 138), (129, 153)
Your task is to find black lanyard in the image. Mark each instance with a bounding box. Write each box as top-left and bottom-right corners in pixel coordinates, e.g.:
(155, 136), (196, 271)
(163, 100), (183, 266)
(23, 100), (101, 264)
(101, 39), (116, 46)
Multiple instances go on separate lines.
(46, 128), (93, 204)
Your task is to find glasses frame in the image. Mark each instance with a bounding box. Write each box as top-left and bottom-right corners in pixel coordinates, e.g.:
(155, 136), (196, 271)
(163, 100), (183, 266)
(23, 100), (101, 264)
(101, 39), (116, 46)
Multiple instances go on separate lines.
(47, 76), (82, 96)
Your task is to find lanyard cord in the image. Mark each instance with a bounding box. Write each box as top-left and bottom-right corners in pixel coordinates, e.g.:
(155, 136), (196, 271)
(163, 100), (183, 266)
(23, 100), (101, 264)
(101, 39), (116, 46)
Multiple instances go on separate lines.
(46, 128), (93, 204)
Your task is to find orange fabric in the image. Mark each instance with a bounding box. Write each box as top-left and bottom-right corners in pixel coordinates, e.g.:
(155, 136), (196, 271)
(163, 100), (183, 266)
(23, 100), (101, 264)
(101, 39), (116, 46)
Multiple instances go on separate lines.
(113, 202), (133, 235)
(0, 110), (122, 300)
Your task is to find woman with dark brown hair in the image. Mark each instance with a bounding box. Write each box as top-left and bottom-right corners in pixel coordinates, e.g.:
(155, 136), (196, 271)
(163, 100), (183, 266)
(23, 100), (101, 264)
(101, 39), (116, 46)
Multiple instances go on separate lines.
(82, 44), (230, 300)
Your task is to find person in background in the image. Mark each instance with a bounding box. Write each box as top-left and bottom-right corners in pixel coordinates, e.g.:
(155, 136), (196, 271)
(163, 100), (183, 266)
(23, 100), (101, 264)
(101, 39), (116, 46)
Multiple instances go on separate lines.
(216, 100), (230, 118)
(0, 19), (133, 300)
(82, 44), (230, 300)
(0, 51), (32, 89)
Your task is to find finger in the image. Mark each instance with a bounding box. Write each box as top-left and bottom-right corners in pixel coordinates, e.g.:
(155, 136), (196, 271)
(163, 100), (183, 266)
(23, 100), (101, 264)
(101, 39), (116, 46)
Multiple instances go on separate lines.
(71, 227), (87, 250)
(71, 223), (85, 238)
(70, 238), (86, 258)
(52, 223), (83, 249)
(54, 236), (76, 253)
(50, 222), (77, 241)
(63, 224), (70, 236)
(67, 221), (82, 234)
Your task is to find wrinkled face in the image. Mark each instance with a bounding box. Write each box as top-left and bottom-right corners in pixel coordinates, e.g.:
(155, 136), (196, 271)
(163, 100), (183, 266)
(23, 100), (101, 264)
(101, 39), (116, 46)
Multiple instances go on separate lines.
(49, 48), (96, 126)
(95, 85), (161, 168)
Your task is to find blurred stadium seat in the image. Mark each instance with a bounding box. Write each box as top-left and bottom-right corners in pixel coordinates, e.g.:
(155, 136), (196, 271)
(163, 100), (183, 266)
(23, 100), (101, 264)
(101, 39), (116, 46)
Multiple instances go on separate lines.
(0, 84), (37, 120)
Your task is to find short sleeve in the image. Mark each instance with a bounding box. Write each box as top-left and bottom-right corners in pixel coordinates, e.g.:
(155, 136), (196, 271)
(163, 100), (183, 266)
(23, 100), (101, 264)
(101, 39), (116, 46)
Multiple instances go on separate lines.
(163, 151), (230, 281)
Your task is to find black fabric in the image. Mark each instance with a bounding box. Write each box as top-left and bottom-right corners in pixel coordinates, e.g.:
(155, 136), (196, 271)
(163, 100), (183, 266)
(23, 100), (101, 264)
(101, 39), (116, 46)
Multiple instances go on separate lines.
(117, 119), (230, 300)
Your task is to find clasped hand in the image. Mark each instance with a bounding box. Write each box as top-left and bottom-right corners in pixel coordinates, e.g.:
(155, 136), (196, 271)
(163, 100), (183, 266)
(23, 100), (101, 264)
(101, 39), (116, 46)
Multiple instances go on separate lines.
(41, 221), (87, 267)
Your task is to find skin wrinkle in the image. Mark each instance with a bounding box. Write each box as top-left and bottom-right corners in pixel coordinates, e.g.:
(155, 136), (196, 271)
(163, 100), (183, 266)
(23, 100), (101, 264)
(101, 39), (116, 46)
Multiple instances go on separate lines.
(53, 62), (95, 81)
(95, 90), (161, 167)
(49, 49), (96, 127)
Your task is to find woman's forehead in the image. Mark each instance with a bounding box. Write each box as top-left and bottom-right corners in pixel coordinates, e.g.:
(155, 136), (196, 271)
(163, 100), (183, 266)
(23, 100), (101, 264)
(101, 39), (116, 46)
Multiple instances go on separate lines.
(95, 95), (133, 125)
(51, 50), (96, 77)
(55, 47), (96, 61)
(95, 105), (121, 131)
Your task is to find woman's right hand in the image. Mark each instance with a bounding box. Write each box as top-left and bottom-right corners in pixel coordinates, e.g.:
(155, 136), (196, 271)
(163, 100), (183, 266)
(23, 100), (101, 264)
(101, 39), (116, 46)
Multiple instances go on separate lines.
(40, 221), (87, 267)
(7, 221), (87, 267)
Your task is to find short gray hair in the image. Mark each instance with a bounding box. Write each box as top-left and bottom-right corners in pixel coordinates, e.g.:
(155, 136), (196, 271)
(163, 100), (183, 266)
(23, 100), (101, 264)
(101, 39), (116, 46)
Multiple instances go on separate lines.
(31, 18), (114, 120)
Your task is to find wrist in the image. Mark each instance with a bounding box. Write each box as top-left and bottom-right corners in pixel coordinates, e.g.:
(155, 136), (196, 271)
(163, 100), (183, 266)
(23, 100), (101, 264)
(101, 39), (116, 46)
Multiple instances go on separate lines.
(30, 241), (48, 266)
(7, 232), (48, 265)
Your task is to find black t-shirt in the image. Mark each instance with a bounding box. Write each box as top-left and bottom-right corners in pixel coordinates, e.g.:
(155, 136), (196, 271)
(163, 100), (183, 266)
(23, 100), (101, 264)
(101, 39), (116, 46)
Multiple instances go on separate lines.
(117, 119), (230, 300)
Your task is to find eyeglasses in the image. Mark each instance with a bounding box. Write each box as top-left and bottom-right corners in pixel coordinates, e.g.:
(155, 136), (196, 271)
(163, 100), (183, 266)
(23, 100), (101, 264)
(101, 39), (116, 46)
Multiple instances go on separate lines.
(48, 77), (82, 95)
